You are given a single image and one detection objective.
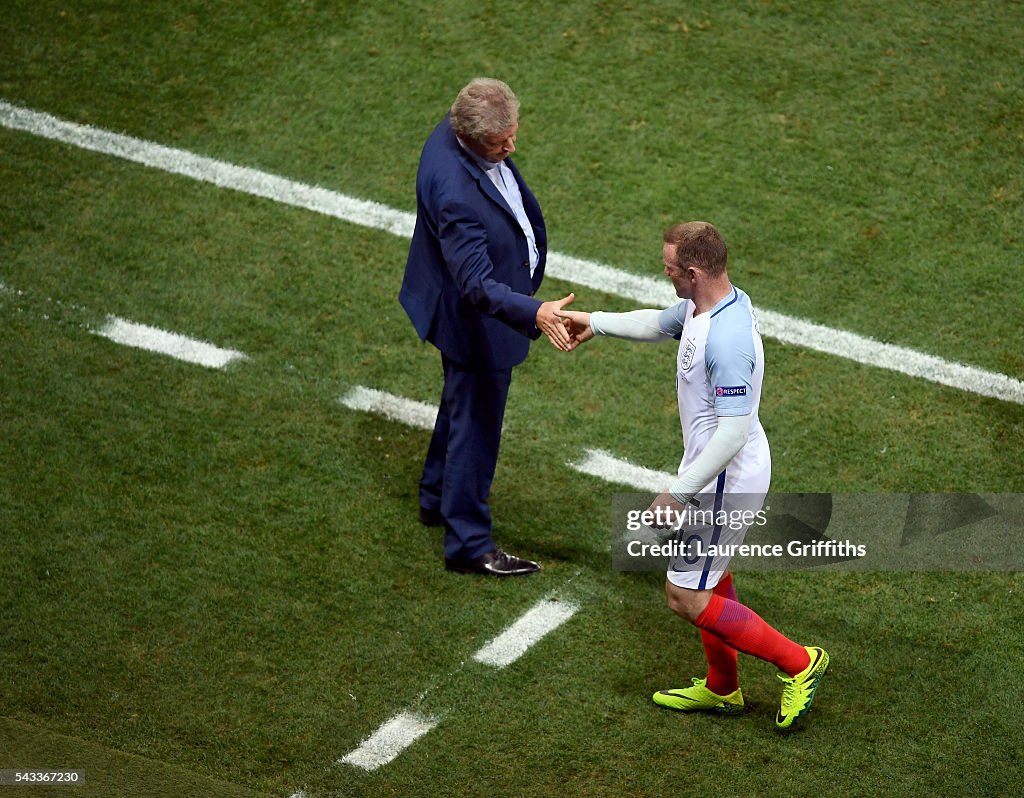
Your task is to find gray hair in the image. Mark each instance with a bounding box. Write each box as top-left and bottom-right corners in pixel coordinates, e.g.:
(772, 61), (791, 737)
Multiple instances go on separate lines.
(450, 78), (520, 143)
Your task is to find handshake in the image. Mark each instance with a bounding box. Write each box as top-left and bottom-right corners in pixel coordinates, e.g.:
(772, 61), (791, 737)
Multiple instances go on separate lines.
(535, 292), (593, 352)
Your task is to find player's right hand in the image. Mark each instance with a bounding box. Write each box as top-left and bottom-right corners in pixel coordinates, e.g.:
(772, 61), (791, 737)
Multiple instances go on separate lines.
(555, 309), (594, 347)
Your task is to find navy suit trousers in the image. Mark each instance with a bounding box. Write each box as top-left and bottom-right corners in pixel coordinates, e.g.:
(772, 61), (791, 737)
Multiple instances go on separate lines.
(419, 354), (513, 560)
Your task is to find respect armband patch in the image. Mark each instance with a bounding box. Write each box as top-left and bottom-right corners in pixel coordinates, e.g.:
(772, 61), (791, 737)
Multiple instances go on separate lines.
(715, 385), (747, 397)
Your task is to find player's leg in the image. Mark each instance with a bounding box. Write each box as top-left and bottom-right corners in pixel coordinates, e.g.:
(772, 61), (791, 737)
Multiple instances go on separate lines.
(661, 479), (808, 676)
(678, 577), (810, 676)
(657, 482), (824, 723)
(653, 577), (744, 715)
(700, 571), (740, 694)
(666, 570), (828, 729)
(660, 573), (744, 696)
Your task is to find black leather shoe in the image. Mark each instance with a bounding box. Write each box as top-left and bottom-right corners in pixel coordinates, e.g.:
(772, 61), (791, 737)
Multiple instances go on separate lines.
(419, 506), (443, 527)
(445, 548), (541, 577)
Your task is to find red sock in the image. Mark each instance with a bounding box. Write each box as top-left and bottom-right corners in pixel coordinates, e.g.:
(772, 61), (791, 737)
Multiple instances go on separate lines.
(701, 573), (739, 694)
(694, 589), (810, 677)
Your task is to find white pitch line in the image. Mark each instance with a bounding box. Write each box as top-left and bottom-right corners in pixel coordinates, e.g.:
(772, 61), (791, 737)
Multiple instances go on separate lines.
(755, 308), (1024, 405)
(3, 98), (1022, 405)
(337, 597), (580, 773)
(568, 448), (675, 493)
(339, 385), (681, 495)
(339, 711), (439, 772)
(337, 385), (674, 493)
(543, 260), (1024, 406)
(95, 315), (247, 369)
(0, 100), (414, 239)
(472, 598), (580, 669)
(339, 385), (437, 430)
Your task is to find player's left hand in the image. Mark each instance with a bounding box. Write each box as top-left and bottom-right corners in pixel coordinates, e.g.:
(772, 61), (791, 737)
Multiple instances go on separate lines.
(646, 492), (687, 528)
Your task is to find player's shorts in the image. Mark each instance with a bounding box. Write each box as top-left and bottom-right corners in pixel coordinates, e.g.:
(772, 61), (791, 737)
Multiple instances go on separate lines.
(666, 466), (770, 591)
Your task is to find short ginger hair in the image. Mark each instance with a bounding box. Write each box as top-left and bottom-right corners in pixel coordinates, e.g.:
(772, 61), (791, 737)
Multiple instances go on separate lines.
(664, 221), (728, 277)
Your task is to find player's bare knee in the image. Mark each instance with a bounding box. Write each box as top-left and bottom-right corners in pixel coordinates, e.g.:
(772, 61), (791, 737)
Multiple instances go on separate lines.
(665, 581), (711, 623)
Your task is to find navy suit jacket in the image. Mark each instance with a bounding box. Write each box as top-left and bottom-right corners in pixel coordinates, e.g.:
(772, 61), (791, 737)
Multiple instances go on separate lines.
(399, 114), (547, 370)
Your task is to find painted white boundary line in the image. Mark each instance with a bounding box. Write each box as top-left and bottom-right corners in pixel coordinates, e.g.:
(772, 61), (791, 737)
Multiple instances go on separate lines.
(340, 384), (672, 494)
(472, 598), (580, 668)
(549, 261), (1024, 407)
(755, 308), (1024, 405)
(3, 99), (1022, 405)
(338, 385), (436, 431)
(338, 711), (439, 772)
(0, 100), (414, 238)
(95, 316), (247, 369)
(338, 596), (580, 773)
(568, 448), (675, 492)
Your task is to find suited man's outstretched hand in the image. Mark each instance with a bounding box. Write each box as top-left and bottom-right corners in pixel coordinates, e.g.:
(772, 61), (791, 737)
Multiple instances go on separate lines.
(536, 293), (577, 351)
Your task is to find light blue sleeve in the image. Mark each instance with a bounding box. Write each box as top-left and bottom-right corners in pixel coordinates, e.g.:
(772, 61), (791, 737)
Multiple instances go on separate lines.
(705, 309), (756, 416)
(657, 302), (687, 340)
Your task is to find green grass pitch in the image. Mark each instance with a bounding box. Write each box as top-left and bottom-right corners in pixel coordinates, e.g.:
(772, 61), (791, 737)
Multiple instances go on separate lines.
(2, 2), (1023, 796)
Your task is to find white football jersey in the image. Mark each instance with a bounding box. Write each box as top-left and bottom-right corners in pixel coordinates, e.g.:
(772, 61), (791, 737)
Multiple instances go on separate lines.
(658, 286), (771, 495)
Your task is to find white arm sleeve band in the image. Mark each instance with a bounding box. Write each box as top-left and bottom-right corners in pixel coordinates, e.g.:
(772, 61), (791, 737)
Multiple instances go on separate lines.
(669, 414), (752, 503)
(590, 309), (674, 342)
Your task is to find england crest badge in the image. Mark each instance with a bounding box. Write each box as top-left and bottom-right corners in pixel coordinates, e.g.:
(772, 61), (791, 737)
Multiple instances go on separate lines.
(680, 339), (696, 370)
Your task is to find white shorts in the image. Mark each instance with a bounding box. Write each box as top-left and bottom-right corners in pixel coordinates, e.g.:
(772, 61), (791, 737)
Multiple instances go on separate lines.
(666, 465), (770, 591)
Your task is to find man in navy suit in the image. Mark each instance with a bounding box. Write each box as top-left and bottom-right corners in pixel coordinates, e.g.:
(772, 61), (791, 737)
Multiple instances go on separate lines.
(399, 78), (575, 577)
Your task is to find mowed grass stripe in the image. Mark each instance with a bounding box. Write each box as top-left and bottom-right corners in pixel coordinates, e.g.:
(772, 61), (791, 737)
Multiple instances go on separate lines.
(2, 99), (1021, 405)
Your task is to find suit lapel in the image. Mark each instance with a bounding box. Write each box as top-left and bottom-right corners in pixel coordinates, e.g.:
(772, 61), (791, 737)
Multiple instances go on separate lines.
(475, 166), (517, 220)
(446, 125), (518, 221)
(443, 119), (544, 276)
(465, 158), (519, 222)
